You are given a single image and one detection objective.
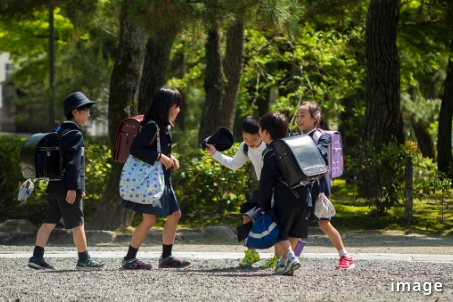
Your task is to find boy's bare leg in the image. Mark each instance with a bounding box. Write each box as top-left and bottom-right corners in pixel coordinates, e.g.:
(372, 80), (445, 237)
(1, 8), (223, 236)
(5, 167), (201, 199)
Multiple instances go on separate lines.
(275, 237), (299, 259)
(130, 213), (157, 248)
(72, 225), (88, 252)
(162, 210), (182, 245)
(318, 220), (344, 251)
(35, 223), (56, 248)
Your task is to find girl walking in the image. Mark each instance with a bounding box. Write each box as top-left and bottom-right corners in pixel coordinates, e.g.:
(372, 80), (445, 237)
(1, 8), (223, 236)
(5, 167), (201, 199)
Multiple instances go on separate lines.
(294, 102), (355, 270)
(120, 87), (190, 270)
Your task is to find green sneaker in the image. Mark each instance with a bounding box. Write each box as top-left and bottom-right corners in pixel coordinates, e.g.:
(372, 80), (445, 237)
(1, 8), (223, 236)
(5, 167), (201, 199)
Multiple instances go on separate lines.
(76, 257), (105, 270)
(260, 255), (279, 268)
(240, 249), (260, 267)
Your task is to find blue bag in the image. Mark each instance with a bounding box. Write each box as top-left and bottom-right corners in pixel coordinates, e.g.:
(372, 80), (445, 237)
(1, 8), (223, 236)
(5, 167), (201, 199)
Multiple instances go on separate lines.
(245, 212), (280, 249)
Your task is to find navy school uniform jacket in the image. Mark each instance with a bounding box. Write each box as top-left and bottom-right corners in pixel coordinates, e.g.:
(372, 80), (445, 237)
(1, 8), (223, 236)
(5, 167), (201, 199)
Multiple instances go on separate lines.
(48, 121), (86, 193)
(129, 121), (173, 177)
(259, 144), (313, 213)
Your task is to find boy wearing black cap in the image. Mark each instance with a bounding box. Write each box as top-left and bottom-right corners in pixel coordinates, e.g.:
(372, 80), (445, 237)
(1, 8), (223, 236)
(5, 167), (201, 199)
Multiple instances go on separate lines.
(27, 92), (105, 270)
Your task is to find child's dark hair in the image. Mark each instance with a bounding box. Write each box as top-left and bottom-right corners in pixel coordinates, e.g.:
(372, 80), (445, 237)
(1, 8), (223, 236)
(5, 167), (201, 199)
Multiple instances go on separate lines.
(301, 101), (323, 128)
(144, 87), (182, 127)
(259, 112), (288, 140)
(242, 116), (260, 134)
(65, 104), (93, 120)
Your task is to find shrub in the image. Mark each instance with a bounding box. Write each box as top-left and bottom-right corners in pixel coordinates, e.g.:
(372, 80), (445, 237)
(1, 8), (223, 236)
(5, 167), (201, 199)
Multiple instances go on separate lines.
(172, 143), (253, 214)
(347, 141), (415, 216)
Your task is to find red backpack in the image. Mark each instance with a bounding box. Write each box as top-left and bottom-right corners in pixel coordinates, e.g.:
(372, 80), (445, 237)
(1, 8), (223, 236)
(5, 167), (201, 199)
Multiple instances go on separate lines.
(113, 115), (144, 163)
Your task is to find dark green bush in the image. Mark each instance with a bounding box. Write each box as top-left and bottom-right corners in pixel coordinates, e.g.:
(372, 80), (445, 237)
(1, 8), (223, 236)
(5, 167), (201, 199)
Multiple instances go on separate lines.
(172, 143), (253, 214)
(347, 141), (414, 216)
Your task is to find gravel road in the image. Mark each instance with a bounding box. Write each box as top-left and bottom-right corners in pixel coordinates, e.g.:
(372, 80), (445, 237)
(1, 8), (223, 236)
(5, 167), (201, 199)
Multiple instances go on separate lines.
(1, 232), (452, 301)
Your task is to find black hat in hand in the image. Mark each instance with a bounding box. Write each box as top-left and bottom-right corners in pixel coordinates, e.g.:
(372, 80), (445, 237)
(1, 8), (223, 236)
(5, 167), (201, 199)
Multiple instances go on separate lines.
(199, 126), (234, 151)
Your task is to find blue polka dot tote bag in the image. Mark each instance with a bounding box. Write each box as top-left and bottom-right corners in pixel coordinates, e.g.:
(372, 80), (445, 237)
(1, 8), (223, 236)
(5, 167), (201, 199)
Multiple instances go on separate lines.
(119, 122), (165, 204)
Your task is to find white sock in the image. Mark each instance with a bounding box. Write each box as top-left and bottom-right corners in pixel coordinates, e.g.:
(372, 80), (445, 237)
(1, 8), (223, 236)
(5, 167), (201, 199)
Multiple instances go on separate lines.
(339, 248), (349, 257)
(286, 251), (296, 260)
(251, 249), (257, 253)
(278, 257), (286, 266)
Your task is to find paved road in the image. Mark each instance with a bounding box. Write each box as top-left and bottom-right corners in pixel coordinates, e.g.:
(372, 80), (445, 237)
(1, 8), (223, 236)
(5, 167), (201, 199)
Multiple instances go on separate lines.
(1, 232), (452, 301)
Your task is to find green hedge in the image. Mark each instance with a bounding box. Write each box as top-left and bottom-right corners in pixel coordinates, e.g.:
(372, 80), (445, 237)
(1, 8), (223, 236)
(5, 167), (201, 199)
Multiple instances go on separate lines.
(0, 136), (252, 225)
(173, 144), (253, 214)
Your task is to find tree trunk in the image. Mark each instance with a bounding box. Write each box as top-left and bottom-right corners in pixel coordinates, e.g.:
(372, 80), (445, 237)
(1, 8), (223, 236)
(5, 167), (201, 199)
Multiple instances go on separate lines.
(199, 27), (225, 142)
(171, 41), (188, 131)
(87, 0), (145, 230)
(220, 16), (245, 129)
(363, 0), (401, 149)
(137, 32), (176, 114)
(411, 120), (435, 159)
(437, 54), (453, 178)
(405, 156), (413, 226)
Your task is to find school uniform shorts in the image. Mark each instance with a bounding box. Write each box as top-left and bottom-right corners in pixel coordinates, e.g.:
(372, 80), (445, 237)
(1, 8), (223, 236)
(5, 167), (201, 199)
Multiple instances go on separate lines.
(274, 206), (310, 240)
(44, 190), (84, 229)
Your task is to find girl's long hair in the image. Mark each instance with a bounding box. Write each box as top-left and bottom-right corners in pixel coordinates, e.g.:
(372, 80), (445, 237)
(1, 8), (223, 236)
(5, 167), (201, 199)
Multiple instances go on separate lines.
(143, 87), (182, 128)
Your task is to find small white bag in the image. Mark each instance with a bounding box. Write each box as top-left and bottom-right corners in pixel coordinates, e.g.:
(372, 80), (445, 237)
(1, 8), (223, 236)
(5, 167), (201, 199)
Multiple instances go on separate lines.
(314, 193), (336, 218)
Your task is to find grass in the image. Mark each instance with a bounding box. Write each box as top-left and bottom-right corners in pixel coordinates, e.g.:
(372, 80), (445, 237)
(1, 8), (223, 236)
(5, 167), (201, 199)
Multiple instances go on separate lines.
(131, 178), (453, 234)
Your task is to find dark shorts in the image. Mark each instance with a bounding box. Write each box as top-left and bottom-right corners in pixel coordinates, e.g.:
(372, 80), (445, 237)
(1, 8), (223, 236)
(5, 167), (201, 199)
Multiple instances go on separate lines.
(44, 190), (84, 229)
(274, 206), (310, 240)
(240, 189), (259, 214)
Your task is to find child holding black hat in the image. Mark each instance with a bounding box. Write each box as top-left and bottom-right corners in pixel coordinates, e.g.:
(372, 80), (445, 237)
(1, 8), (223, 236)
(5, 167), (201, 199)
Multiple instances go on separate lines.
(27, 92), (105, 270)
(204, 116), (280, 268)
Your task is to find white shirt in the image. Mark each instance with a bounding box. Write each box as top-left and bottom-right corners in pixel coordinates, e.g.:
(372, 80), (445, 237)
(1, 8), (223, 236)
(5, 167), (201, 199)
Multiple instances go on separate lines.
(211, 141), (267, 180)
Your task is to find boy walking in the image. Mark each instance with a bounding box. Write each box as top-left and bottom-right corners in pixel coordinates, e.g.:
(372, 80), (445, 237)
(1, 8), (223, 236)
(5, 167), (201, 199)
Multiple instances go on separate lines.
(205, 116), (278, 268)
(258, 112), (312, 275)
(27, 92), (105, 270)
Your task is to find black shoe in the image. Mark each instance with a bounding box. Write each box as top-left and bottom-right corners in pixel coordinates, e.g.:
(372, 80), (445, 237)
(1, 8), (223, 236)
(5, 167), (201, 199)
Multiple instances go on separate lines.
(158, 255), (191, 268)
(76, 257), (105, 270)
(122, 258), (152, 270)
(28, 257), (55, 270)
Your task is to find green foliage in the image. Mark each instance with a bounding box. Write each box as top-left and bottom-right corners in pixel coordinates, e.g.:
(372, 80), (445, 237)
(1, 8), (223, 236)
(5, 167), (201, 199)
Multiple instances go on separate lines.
(172, 143), (253, 214)
(83, 141), (112, 219)
(347, 141), (417, 216)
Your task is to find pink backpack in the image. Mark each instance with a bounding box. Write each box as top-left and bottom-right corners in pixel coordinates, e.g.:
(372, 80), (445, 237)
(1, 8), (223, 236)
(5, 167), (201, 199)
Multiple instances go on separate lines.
(313, 129), (344, 179)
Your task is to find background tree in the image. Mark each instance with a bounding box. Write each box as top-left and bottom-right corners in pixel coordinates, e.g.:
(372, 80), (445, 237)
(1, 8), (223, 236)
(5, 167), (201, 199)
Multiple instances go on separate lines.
(87, 0), (145, 230)
(363, 0), (402, 148)
(436, 2), (453, 178)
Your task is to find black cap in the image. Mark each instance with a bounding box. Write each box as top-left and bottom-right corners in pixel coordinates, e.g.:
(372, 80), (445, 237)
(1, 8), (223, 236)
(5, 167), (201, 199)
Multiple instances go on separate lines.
(199, 126), (234, 151)
(63, 92), (96, 116)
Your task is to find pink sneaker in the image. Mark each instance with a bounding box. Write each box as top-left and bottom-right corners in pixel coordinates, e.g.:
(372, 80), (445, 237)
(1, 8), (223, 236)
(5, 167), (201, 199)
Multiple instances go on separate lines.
(336, 256), (355, 269)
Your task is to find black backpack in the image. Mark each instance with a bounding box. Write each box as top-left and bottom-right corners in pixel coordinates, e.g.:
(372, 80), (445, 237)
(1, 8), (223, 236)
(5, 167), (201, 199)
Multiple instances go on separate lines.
(20, 129), (78, 181)
(265, 135), (328, 190)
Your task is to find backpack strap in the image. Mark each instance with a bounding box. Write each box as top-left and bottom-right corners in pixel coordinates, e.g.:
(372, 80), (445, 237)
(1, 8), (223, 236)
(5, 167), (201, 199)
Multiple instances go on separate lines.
(312, 128), (323, 144)
(243, 143), (249, 157)
(147, 120), (161, 152)
(60, 129), (79, 137)
(262, 144), (300, 199)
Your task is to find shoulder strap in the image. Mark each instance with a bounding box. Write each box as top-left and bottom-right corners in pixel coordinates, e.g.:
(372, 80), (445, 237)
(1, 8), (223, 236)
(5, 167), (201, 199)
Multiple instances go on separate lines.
(312, 128), (323, 143)
(60, 129), (79, 137)
(147, 120), (161, 151)
(243, 143), (249, 157)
